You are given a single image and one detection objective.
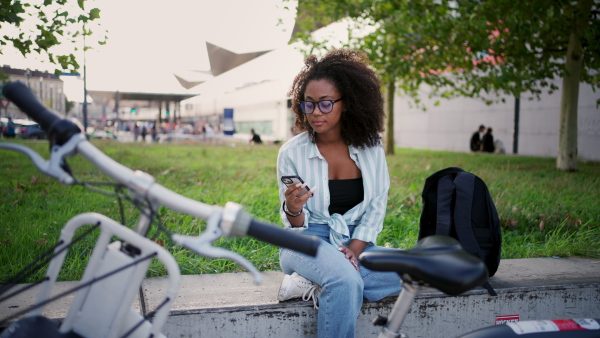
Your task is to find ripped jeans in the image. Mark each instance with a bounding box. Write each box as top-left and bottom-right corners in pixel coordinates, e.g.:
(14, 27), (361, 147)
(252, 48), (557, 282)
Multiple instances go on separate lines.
(279, 224), (402, 338)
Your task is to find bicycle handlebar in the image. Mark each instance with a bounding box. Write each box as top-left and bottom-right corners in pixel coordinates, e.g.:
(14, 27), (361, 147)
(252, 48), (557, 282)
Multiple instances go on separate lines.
(1, 80), (320, 257)
(248, 219), (319, 255)
(2, 81), (81, 145)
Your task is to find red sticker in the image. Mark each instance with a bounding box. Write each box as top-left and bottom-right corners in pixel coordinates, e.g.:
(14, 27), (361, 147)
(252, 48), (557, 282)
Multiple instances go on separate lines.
(496, 314), (520, 325)
(552, 319), (586, 331)
(507, 319), (600, 334)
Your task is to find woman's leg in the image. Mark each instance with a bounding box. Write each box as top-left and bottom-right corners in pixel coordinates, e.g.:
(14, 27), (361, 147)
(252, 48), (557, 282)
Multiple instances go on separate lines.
(359, 245), (403, 302)
(280, 225), (364, 338)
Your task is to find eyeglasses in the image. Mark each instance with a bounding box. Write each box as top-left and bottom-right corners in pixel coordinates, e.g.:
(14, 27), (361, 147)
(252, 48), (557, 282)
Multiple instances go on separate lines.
(299, 98), (343, 114)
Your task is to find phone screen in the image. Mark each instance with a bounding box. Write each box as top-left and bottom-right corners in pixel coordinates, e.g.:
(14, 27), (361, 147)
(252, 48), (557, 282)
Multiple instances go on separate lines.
(281, 175), (311, 197)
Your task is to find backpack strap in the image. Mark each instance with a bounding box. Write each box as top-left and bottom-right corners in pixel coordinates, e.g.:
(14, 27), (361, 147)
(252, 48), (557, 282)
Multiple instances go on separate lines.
(435, 175), (455, 236)
(482, 281), (498, 296)
(453, 172), (486, 260)
(422, 167), (464, 198)
(454, 173), (498, 296)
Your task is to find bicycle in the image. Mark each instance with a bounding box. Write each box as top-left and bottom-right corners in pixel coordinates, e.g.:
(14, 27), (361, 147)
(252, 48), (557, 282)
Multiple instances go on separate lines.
(359, 235), (600, 337)
(1, 81), (598, 338)
(0, 81), (320, 338)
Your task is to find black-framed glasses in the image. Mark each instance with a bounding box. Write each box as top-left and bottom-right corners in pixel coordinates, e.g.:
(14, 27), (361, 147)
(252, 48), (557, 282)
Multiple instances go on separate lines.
(299, 98), (343, 114)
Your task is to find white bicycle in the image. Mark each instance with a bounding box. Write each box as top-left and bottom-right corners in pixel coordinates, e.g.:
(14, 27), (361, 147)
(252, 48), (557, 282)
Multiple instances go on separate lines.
(0, 81), (320, 338)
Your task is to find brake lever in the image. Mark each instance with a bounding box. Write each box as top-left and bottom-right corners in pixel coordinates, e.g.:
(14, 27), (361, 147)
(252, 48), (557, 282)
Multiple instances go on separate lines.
(0, 134), (83, 185)
(172, 210), (262, 284)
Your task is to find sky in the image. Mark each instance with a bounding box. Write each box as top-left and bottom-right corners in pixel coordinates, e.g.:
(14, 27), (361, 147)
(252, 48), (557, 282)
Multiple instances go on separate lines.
(1, 0), (298, 99)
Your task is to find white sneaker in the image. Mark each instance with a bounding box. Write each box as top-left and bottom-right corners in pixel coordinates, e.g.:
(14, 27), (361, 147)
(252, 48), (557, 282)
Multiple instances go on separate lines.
(278, 272), (321, 309)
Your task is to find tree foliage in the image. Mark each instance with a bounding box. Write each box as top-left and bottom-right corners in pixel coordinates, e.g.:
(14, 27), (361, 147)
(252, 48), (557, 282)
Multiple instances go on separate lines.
(292, 0), (598, 102)
(291, 0), (599, 169)
(445, 0), (599, 103)
(0, 0), (105, 75)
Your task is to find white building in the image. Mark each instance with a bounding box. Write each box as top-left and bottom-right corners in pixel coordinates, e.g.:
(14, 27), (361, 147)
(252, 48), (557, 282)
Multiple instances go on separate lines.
(180, 45), (304, 141)
(180, 47), (600, 161)
(394, 81), (599, 160)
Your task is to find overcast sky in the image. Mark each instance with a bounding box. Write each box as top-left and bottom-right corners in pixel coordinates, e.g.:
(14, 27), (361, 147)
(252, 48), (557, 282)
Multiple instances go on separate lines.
(2, 0), (298, 98)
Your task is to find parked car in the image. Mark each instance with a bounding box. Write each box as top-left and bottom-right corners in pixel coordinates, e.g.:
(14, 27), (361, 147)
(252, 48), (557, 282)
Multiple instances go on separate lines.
(15, 120), (46, 139)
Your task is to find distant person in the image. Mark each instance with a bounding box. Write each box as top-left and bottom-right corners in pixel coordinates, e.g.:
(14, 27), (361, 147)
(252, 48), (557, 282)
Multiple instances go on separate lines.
(133, 123), (140, 142)
(151, 124), (158, 142)
(141, 124), (148, 141)
(199, 123), (207, 140)
(249, 129), (262, 144)
(482, 127), (495, 153)
(5, 117), (16, 138)
(470, 124), (485, 152)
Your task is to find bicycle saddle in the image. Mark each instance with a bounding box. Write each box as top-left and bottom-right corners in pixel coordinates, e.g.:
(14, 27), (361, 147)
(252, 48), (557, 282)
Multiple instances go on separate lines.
(359, 235), (488, 295)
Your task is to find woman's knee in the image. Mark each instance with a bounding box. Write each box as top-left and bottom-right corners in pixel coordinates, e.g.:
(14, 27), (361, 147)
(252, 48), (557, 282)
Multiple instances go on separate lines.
(279, 248), (306, 274)
(324, 269), (363, 295)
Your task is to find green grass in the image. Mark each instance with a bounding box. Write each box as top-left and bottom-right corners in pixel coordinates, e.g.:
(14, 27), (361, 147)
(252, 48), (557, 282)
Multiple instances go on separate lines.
(1, 139), (599, 283)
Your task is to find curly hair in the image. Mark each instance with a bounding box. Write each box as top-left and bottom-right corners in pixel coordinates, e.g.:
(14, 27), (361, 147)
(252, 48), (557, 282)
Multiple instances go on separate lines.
(288, 48), (385, 148)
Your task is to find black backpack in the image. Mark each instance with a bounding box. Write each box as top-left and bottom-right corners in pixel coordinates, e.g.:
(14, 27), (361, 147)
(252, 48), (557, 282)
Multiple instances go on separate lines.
(418, 167), (502, 295)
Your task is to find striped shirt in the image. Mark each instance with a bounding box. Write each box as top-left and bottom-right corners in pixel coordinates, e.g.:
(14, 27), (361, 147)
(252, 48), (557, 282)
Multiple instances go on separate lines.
(277, 132), (390, 247)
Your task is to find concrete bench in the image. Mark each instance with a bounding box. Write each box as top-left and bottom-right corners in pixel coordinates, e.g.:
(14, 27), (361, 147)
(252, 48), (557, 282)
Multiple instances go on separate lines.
(2, 257), (599, 337)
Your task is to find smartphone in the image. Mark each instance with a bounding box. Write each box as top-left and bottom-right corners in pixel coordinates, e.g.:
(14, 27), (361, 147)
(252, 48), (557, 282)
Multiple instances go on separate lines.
(281, 175), (311, 197)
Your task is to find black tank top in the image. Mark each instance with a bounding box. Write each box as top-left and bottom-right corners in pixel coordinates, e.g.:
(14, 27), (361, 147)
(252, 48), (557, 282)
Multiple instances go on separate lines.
(328, 178), (364, 215)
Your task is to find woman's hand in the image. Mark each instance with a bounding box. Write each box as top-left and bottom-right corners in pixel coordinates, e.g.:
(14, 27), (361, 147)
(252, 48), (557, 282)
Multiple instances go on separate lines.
(338, 246), (359, 272)
(284, 183), (316, 215)
(340, 240), (368, 273)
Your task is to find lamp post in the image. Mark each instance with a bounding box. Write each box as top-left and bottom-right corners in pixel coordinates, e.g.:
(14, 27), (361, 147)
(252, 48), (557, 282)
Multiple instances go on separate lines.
(82, 23), (88, 135)
(25, 69), (31, 89)
(39, 76), (43, 105)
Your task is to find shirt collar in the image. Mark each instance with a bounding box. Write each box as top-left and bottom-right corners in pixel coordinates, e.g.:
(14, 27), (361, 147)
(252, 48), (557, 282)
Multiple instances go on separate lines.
(306, 135), (360, 159)
(307, 137), (321, 159)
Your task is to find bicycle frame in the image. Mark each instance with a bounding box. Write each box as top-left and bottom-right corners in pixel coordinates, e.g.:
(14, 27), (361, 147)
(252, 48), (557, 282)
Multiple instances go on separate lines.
(35, 213), (180, 338)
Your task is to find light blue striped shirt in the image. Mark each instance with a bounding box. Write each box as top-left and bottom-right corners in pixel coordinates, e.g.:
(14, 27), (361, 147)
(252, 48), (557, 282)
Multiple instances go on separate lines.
(277, 132), (390, 247)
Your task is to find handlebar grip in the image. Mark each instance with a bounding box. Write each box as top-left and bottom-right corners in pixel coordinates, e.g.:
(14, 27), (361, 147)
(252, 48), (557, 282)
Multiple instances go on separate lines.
(247, 220), (320, 257)
(2, 81), (81, 145)
(3, 81), (61, 131)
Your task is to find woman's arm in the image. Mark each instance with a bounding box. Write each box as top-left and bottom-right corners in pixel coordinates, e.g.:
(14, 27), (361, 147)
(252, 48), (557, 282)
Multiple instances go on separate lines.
(277, 140), (314, 228)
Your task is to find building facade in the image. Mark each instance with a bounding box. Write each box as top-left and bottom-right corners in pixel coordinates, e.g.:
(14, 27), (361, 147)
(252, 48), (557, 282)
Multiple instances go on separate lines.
(1, 66), (65, 118)
(393, 81), (599, 161)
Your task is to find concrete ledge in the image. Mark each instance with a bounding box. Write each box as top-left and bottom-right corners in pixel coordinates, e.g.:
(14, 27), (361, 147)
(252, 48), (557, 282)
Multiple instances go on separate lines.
(2, 258), (600, 337)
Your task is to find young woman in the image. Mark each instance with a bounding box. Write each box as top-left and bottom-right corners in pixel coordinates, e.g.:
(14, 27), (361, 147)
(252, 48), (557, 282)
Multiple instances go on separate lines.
(276, 49), (402, 338)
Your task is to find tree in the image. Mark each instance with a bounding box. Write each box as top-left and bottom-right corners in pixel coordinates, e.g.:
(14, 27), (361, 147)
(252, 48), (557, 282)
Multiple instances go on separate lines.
(291, 0), (600, 170)
(447, 0), (598, 172)
(0, 0), (105, 76)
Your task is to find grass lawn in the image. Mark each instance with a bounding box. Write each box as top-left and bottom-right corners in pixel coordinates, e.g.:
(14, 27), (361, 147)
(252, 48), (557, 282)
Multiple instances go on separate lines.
(1, 139), (599, 283)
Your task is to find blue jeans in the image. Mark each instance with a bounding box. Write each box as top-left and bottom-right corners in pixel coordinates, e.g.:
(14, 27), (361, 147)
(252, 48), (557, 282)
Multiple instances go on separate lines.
(279, 224), (402, 338)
